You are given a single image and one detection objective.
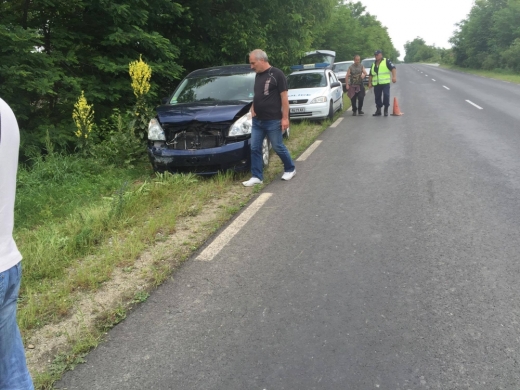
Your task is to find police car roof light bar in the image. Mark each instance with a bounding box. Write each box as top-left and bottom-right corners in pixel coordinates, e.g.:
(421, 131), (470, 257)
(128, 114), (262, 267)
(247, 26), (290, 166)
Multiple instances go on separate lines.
(290, 62), (330, 71)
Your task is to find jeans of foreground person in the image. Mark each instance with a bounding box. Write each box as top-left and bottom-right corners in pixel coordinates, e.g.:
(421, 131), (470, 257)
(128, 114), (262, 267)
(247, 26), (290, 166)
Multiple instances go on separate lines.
(0, 263), (34, 390)
(250, 118), (295, 181)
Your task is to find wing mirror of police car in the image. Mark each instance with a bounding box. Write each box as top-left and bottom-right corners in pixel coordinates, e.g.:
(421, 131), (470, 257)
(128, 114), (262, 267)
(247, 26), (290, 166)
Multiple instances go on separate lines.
(330, 81), (341, 88)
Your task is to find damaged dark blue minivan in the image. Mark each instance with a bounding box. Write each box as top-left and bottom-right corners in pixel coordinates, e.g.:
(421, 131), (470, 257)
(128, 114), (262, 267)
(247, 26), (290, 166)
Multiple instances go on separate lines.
(147, 64), (279, 174)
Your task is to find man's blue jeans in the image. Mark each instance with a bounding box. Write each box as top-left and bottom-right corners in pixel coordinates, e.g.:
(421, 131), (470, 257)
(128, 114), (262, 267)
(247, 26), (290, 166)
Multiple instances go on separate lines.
(0, 263), (34, 390)
(374, 84), (391, 108)
(251, 118), (295, 181)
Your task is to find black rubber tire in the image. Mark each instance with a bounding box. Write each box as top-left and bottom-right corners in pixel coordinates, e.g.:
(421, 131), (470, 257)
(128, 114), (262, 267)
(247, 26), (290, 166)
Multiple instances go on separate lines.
(328, 101), (334, 121)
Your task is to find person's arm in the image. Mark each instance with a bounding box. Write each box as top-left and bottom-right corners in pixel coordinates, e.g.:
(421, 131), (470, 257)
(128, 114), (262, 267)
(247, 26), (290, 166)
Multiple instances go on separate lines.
(250, 103), (256, 117)
(368, 73), (373, 89)
(387, 59), (397, 83)
(280, 91), (289, 131)
(345, 68), (351, 90)
(361, 66), (367, 79)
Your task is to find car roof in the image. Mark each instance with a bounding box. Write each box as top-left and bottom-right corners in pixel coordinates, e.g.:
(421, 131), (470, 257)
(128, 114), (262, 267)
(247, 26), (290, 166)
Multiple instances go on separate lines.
(187, 64), (253, 78)
(334, 61), (354, 64)
(288, 69), (329, 76)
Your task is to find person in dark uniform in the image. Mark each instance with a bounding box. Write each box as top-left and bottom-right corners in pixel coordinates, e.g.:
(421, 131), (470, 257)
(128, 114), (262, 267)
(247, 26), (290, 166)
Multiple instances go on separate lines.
(242, 49), (296, 187)
(368, 50), (397, 117)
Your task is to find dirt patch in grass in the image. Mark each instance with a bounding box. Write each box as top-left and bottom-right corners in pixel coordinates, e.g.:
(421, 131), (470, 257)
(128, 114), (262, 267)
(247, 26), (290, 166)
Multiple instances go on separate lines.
(25, 184), (251, 374)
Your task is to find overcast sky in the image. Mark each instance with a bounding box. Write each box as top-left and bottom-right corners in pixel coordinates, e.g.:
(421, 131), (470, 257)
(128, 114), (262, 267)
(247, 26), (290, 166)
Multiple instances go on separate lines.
(358, 0), (475, 60)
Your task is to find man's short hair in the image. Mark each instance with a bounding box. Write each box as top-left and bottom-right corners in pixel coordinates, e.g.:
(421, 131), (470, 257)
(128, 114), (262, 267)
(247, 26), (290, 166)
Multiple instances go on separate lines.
(250, 49), (268, 62)
(354, 55), (360, 59)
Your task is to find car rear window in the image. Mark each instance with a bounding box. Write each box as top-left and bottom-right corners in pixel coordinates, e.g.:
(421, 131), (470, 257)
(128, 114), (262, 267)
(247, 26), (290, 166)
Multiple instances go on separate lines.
(362, 59), (375, 69)
(333, 63), (353, 72)
(171, 72), (255, 104)
(287, 73), (326, 89)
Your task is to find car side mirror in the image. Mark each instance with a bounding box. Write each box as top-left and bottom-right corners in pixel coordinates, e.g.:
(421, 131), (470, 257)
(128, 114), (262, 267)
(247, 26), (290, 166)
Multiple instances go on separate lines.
(330, 81), (341, 88)
(161, 97), (169, 105)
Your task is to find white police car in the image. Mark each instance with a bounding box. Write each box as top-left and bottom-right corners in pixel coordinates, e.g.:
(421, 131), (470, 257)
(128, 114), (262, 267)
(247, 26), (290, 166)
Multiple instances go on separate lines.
(287, 50), (343, 121)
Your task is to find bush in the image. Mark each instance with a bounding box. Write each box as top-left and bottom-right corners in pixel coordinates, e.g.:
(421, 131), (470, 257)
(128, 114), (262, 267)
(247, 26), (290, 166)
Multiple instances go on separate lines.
(89, 108), (147, 168)
(502, 39), (520, 72)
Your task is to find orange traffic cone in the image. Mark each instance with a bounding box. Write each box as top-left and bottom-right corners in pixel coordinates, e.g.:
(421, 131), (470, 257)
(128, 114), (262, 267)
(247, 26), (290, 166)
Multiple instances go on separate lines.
(391, 97), (403, 116)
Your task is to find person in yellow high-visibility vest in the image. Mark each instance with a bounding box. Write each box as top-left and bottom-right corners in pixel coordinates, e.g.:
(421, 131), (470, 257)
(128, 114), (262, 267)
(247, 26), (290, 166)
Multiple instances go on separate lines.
(368, 50), (397, 116)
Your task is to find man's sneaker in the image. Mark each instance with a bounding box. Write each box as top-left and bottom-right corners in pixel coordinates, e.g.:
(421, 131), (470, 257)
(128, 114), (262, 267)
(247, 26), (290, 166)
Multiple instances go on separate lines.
(384, 107), (389, 116)
(352, 111), (357, 116)
(281, 169), (296, 181)
(373, 108), (381, 116)
(358, 110), (364, 115)
(242, 177), (263, 187)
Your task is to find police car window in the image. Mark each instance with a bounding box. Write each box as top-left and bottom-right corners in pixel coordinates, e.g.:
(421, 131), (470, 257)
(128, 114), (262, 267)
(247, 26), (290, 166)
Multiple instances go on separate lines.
(328, 72), (335, 85)
(287, 73), (326, 89)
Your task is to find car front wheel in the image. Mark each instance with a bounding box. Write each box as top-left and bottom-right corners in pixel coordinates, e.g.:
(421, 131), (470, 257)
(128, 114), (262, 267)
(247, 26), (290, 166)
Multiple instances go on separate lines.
(328, 101), (334, 121)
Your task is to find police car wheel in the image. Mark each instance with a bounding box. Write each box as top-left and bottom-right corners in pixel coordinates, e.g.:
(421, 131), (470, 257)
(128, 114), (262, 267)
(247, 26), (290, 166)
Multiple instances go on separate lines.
(262, 137), (270, 167)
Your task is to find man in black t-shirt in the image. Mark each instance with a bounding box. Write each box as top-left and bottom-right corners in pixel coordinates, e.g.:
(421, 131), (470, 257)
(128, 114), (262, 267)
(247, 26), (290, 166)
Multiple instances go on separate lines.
(242, 49), (296, 187)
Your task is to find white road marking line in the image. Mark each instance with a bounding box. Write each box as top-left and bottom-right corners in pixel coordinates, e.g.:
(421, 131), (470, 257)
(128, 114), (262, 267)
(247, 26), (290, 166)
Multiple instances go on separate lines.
(466, 100), (483, 110)
(443, 86), (450, 90)
(432, 79), (436, 81)
(425, 74), (428, 77)
(297, 140), (323, 161)
(331, 117), (344, 128)
(196, 193), (273, 261)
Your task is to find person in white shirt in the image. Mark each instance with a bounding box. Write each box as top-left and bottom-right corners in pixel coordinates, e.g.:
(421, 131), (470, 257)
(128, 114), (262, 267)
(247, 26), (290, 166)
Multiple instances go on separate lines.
(0, 98), (34, 390)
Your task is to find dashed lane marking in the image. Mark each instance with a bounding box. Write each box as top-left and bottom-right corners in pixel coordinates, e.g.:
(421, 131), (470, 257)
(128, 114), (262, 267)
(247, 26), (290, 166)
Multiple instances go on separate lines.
(331, 117), (344, 128)
(297, 140), (323, 162)
(432, 79), (436, 81)
(196, 193), (273, 261)
(466, 100), (483, 110)
(443, 86), (450, 90)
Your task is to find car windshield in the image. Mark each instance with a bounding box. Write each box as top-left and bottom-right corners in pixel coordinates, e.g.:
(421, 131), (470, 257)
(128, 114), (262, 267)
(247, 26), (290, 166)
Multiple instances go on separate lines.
(287, 73), (326, 89)
(333, 62), (353, 72)
(170, 72), (255, 104)
(301, 53), (335, 66)
(362, 59), (375, 69)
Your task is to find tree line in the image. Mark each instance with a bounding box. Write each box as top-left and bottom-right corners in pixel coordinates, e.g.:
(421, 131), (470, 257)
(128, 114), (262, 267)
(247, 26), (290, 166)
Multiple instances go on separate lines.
(404, 0), (520, 70)
(1, 0), (397, 157)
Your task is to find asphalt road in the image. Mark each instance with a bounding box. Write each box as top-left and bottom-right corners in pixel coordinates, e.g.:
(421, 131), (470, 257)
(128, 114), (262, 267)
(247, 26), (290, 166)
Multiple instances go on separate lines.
(57, 65), (520, 390)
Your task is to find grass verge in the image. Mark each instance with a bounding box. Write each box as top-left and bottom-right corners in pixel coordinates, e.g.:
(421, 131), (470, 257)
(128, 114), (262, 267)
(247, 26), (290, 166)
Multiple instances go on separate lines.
(439, 64), (520, 84)
(18, 95), (351, 389)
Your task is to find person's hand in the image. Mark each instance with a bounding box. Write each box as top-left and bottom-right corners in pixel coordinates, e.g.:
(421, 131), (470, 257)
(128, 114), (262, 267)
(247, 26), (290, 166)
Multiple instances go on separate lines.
(281, 118), (289, 131)
(368, 83), (372, 89)
(345, 83), (349, 90)
(392, 76), (397, 83)
(250, 107), (256, 117)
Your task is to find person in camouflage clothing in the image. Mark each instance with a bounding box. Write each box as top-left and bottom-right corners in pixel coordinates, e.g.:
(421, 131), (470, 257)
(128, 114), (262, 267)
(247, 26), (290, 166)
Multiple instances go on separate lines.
(345, 55), (367, 116)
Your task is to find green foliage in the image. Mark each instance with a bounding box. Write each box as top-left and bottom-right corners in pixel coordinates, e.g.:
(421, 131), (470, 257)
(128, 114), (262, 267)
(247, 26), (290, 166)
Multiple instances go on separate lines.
(314, 1), (399, 62)
(449, 0), (520, 72)
(2, 0), (398, 161)
(89, 109), (147, 166)
(403, 37), (449, 63)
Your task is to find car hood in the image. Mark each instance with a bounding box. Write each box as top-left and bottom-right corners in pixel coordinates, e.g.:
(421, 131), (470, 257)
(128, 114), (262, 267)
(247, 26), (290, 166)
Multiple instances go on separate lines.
(156, 101), (251, 125)
(288, 87), (329, 101)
